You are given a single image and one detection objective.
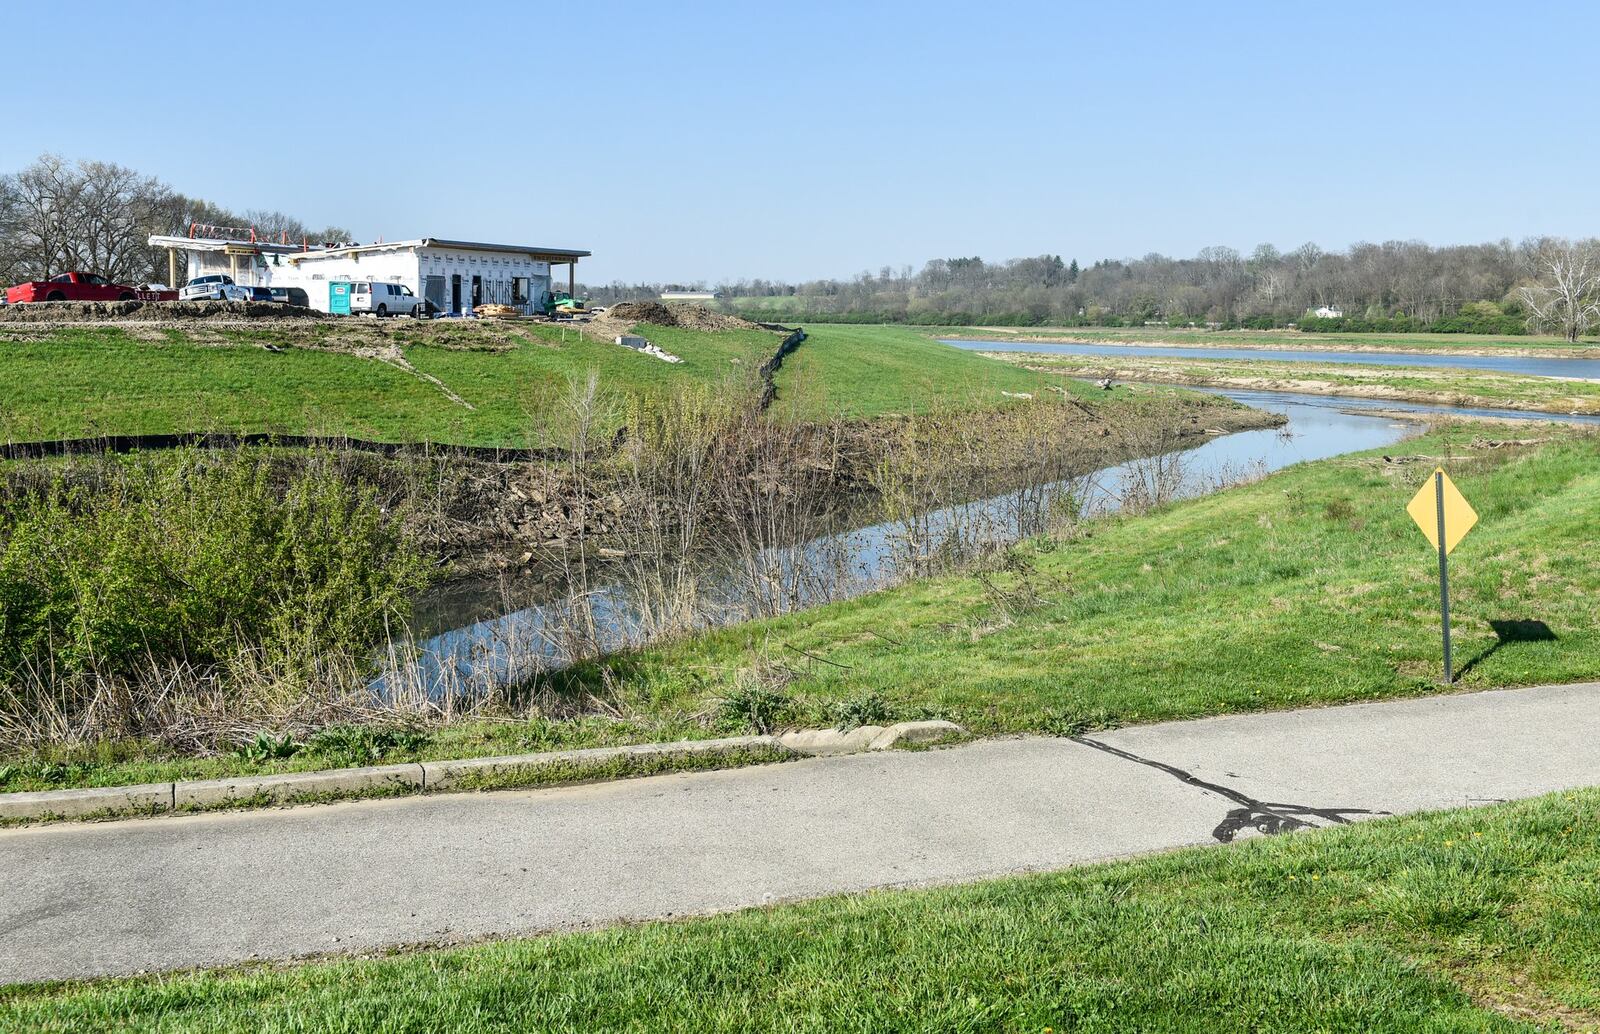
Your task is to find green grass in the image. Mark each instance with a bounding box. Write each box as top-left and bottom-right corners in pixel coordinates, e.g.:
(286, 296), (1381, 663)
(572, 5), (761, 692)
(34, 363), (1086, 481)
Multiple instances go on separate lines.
(7, 788), (1598, 1031)
(0, 323), (779, 445)
(771, 323), (1076, 420)
(546, 425), (1600, 736)
(984, 350), (1600, 415)
(9, 426), (1598, 793)
(0, 323), (1067, 445)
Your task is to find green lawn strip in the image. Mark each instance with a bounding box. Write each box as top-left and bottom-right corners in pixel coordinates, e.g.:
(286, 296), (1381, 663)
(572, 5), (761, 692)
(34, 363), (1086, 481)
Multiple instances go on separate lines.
(0, 324), (781, 446)
(547, 426), (1600, 735)
(7, 790), (1597, 1032)
(769, 324), (1086, 420)
(981, 351), (1600, 415)
(0, 324), (1071, 444)
(0, 327), (454, 443)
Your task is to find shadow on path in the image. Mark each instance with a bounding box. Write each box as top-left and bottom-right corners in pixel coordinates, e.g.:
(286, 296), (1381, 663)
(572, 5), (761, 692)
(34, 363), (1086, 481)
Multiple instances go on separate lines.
(1072, 736), (1388, 843)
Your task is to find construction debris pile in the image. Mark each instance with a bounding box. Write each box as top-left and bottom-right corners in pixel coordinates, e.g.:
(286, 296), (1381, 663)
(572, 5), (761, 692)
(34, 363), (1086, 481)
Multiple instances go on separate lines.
(581, 300), (765, 345)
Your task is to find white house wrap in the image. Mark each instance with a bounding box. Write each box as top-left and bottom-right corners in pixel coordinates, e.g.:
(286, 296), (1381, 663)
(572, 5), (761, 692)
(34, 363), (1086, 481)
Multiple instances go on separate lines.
(148, 235), (589, 316)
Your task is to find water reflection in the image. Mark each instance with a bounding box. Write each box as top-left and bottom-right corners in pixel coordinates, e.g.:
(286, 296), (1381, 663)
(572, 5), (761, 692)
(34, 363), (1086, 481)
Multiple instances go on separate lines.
(382, 391), (1427, 696)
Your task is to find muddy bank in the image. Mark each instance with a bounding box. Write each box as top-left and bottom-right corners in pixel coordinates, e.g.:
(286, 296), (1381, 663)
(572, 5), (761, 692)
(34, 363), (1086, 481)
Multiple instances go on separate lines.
(410, 388), (1275, 580)
(959, 327), (1600, 359)
(987, 354), (1600, 417)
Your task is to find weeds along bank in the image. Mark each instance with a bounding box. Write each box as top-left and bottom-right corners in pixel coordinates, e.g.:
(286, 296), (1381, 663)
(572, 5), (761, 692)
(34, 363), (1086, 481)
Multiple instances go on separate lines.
(0, 371), (1264, 776)
(0, 450), (430, 750)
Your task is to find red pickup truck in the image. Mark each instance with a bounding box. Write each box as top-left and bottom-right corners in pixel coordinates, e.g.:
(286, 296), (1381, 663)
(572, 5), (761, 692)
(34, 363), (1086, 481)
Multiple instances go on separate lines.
(4, 271), (177, 305)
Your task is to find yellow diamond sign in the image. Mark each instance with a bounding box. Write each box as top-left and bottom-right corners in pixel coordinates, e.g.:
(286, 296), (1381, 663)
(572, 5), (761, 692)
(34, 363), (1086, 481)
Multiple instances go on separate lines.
(1407, 467), (1477, 554)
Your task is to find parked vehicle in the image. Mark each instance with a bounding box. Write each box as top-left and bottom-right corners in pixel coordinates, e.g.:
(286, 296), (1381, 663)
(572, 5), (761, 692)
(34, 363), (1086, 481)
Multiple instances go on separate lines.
(268, 286), (311, 307)
(4, 271), (174, 305)
(351, 281), (428, 317)
(247, 287), (274, 302)
(179, 275), (251, 302)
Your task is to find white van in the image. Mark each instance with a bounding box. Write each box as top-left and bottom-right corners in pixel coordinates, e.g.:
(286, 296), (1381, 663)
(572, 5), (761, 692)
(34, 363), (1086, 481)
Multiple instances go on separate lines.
(351, 281), (427, 317)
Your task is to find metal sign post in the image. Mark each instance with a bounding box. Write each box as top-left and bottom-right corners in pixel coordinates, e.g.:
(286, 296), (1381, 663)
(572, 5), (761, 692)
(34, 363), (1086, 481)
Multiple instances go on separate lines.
(1434, 472), (1452, 684)
(1407, 467), (1477, 685)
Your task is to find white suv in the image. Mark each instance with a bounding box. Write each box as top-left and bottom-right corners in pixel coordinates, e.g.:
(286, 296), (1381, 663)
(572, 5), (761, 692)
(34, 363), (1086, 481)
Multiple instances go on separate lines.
(351, 281), (427, 317)
(180, 274), (251, 302)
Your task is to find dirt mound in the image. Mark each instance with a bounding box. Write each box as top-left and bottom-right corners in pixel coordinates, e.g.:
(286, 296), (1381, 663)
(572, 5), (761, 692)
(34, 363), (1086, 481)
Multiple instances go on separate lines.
(0, 300), (322, 323)
(585, 300), (765, 342)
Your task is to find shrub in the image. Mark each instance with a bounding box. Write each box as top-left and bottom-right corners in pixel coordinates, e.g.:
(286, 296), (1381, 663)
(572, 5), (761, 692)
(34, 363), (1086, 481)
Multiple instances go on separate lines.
(0, 448), (431, 683)
(829, 691), (894, 730)
(714, 682), (794, 735)
(304, 723), (430, 766)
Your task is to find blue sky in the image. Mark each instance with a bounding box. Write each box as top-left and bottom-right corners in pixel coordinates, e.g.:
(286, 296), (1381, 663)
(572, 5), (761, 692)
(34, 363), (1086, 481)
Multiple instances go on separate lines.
(4, 1), (1597, 284)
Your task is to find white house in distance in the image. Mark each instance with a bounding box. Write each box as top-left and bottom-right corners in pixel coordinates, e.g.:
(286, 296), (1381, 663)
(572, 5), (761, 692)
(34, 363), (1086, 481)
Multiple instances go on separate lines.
(1312, 304), (1344, 318)
(148, 233), (590, 315)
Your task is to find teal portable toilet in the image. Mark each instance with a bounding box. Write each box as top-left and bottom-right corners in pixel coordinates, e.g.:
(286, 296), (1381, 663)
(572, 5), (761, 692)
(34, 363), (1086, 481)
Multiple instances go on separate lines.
(329, 281), (352, 315)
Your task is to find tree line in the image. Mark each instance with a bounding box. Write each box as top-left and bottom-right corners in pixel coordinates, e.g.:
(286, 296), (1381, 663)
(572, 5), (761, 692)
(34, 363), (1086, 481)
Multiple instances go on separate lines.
(6, 153), (1596, 340)
(0, 154), (347, 288)
(589, 239), (1600, 339)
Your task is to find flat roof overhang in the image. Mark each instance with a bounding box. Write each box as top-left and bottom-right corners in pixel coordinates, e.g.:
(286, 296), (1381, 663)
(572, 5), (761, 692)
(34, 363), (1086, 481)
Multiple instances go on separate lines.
(148, 235), (589, 264)
(147, 234), (304, 254)
(420, 238), (589, 262)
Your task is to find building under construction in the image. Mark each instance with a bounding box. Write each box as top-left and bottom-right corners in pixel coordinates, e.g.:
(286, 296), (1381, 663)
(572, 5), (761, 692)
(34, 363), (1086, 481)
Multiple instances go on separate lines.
(148, 228), (589, 315)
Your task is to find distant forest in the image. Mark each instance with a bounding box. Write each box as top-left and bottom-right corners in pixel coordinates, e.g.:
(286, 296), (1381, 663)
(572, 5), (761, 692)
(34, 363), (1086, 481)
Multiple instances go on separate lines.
(586, 238), (1600, 337)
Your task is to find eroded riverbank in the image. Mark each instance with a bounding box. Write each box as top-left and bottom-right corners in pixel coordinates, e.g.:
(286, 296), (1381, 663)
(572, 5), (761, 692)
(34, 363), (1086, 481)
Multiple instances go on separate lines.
(949, 326), (1600, 359)
(978, 350), (1600, 417)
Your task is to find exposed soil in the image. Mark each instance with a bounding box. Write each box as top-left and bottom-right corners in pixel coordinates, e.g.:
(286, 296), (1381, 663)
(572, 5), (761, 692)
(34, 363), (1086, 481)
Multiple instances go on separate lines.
(583, 301), (768, 342)
(415, 389), (1275, 578)
(0, 308), (542, 353)
(987, 354), (1600, 416)
(0, 299), (323, 323)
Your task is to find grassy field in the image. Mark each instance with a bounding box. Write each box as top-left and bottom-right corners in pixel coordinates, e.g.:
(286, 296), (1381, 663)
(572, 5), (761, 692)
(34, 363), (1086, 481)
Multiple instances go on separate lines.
(769, 323), (1065, 420)
(940, 324), (1600, 354)
(0, 322), (1060, 445)
(11, 424), (1598, 794)
(6, 787), (1597, 1031)
(543, 424), (1600, 736)
(982, 350), (1600, 415)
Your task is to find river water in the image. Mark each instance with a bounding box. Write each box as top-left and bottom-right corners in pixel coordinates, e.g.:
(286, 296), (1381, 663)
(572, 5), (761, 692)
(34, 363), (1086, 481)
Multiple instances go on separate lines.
(391, 384), (1578, 697)
(941, 338), (1600, 379)
(396, 382), (1600, 696)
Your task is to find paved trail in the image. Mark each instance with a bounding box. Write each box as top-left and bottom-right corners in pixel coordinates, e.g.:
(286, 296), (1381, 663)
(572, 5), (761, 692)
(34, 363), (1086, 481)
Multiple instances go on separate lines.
(4, 682), (1598, 984)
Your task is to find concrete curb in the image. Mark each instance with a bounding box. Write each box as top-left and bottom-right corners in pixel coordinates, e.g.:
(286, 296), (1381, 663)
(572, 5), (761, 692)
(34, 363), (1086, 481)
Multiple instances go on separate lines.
(780, 720), (967, 755)
(176, 763), (425, 809)
(419, 735), (781, 790)
(0, 724), (966, 822)
(0, 781), (175, 820)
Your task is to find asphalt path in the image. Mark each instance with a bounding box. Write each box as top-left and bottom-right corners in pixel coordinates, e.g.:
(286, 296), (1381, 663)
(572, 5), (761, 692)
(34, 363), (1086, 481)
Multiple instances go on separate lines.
(4, 681), (1597, 984)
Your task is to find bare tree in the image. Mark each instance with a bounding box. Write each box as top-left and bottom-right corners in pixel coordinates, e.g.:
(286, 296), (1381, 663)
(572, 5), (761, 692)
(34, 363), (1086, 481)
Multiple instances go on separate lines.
(1517, 238), (1600, 342)
(0, 154), (349, 287)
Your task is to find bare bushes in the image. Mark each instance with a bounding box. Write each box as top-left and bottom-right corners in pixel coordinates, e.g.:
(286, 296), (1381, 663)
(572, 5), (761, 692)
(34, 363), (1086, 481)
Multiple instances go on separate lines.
(0, 449), (430, 747)
(866, 397), (1105, 579)
(521, 373), (858, 660)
